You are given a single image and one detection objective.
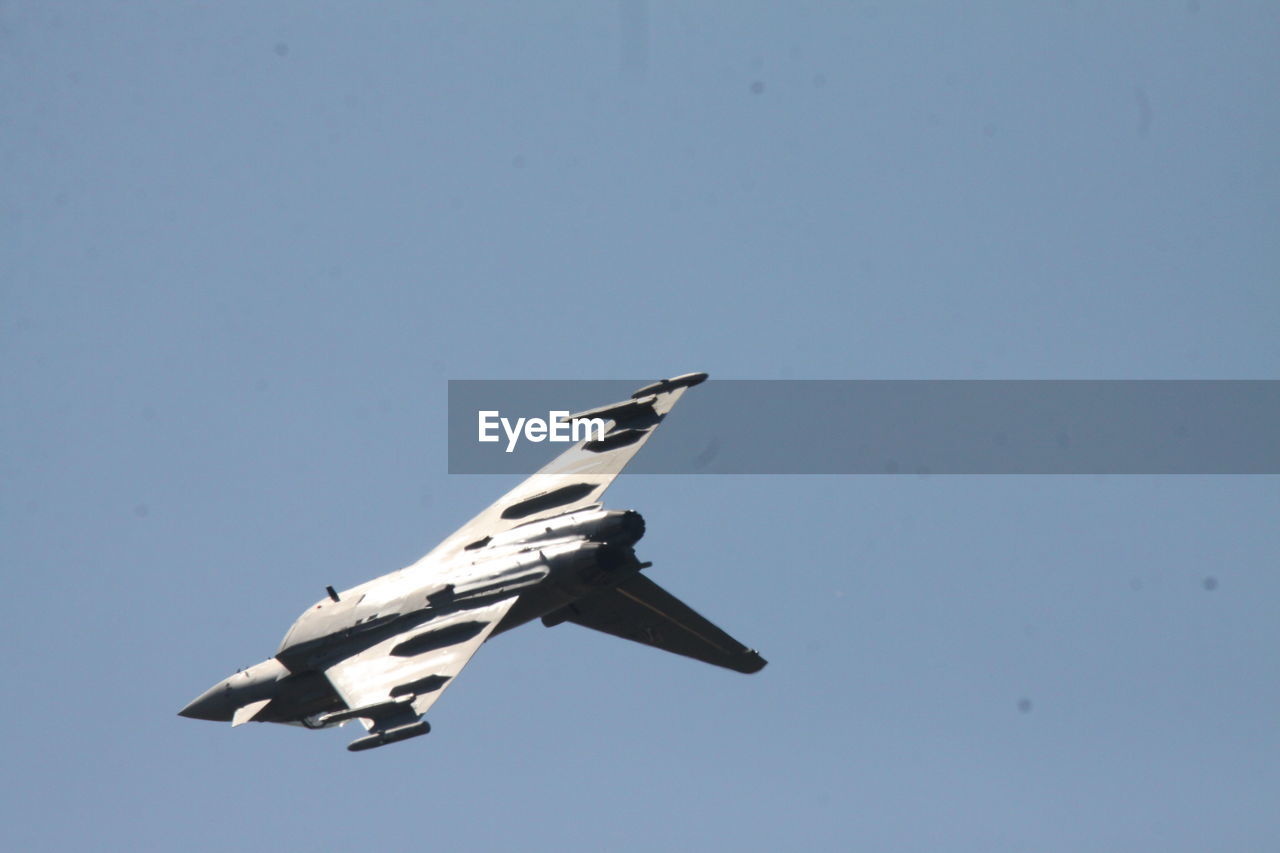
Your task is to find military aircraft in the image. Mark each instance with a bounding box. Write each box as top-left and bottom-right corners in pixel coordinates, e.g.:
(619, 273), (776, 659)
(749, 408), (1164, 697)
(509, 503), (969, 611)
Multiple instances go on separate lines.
(178, 372), (766, 751)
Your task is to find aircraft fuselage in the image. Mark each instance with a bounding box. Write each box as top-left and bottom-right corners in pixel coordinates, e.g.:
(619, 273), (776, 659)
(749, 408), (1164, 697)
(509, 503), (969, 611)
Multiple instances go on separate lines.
(178, 507), (646, 727)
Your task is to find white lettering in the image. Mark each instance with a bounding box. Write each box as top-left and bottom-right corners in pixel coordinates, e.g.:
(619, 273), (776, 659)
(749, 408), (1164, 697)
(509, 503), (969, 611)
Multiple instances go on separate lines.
(573, 417), (607, 443)
(478, 411), (500, 443)
(548, 411), (571, 442)
(481, 410), (608, 453)
(502, 417), (526, 453)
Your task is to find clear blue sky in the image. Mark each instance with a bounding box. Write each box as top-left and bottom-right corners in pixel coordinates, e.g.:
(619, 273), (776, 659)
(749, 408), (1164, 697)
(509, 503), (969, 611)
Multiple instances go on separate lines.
(3, 3), (1277, 851)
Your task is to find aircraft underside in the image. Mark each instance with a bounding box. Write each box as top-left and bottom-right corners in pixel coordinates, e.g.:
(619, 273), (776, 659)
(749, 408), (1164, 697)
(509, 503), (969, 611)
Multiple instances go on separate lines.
(179, 373), (766, 752)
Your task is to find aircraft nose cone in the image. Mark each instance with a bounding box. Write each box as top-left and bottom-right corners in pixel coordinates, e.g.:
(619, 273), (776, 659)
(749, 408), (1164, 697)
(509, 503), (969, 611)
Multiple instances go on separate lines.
(178, 681), (234, 722)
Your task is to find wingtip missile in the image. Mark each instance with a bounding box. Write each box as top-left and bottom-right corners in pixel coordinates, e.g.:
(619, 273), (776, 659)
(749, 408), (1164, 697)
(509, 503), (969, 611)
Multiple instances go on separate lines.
(630, 372), (709, 399)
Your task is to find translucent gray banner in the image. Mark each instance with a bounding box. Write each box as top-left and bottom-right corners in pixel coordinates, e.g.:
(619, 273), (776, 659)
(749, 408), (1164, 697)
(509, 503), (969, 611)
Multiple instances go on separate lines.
(447, 380), (1280, 474)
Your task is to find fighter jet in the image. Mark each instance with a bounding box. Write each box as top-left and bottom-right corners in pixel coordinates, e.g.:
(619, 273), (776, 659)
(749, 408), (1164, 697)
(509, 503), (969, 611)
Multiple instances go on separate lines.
(179, 372), (765, 751)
